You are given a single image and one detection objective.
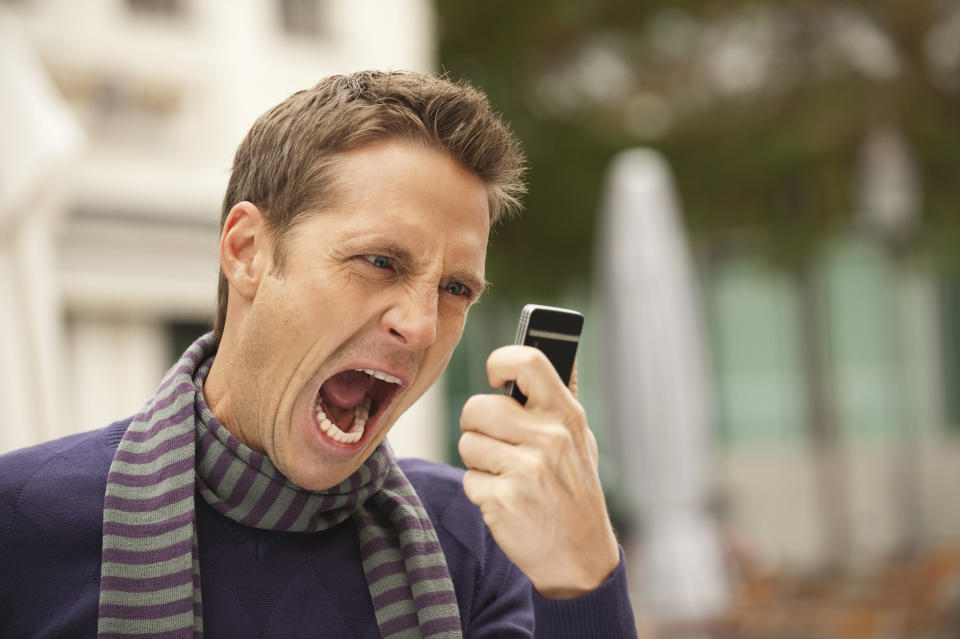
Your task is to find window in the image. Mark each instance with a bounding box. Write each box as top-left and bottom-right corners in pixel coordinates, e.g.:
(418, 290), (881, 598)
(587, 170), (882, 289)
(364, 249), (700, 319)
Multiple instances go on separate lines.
(707, 258), (808, 445)
(126, 0), (184, 19)
(278, 0), (329, 38)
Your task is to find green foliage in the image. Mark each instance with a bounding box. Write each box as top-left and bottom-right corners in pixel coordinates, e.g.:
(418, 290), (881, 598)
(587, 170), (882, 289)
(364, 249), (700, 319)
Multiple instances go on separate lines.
(437, 0), (960, 296)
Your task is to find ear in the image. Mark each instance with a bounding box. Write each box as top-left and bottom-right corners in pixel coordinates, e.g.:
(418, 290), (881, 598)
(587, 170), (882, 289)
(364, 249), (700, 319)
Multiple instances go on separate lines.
(220, 201), (271, 301)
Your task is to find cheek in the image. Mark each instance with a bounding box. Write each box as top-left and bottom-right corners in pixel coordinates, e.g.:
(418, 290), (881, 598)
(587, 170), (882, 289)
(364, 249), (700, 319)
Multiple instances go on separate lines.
(440, 305), (469, 339)
(421, 313), (467, 378)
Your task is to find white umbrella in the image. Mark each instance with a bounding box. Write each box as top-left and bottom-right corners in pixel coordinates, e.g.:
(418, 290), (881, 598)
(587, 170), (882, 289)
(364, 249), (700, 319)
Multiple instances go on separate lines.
(596, 149), (727, 621)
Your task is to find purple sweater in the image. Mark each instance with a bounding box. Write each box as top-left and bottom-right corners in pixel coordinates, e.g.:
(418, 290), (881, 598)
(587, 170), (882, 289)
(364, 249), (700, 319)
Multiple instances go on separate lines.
(0, 419), (637, 638)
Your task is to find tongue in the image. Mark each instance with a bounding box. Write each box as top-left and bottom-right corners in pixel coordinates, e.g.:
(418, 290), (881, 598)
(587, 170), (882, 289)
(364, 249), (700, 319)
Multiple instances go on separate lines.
(320, 370), (374, 411)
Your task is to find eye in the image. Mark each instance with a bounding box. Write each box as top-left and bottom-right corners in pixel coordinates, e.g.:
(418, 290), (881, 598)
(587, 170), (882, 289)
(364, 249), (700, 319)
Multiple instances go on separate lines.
(363, 255), (392, 269)
(443, 281), (468, 297)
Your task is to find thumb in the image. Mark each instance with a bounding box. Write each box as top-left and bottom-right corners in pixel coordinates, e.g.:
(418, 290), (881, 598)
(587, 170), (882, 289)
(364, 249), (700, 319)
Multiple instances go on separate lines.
(568, 357), (579, 400)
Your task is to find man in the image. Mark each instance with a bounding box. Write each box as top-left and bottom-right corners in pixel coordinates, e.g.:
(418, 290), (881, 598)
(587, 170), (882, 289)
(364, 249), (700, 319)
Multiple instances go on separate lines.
(0, 71), (637, 638)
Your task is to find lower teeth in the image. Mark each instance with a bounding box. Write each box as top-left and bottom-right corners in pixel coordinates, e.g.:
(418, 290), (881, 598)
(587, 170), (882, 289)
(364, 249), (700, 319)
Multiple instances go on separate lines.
(316, 397), (370, 444)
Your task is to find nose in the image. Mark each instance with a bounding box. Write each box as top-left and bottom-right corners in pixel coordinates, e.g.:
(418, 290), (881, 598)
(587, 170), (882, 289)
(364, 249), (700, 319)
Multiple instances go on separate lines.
(383, 283), (439, 349)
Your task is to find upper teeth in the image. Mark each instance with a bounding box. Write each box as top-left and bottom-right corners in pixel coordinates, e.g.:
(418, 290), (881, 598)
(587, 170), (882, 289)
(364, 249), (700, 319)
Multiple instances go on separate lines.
(359, 368), (401, 385)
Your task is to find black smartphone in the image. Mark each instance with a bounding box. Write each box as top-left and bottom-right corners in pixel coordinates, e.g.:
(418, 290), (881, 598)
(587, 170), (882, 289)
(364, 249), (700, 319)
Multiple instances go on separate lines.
(504, 304), (584, 405)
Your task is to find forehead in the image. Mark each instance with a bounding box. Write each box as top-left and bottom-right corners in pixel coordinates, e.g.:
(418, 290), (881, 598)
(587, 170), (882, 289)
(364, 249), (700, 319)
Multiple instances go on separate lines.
(298, 139), (491, 262)
(334, 139), (485, 199)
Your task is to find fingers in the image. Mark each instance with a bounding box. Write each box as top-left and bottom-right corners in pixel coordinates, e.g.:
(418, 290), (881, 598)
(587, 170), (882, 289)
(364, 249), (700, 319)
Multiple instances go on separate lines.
(486, 345), (576, 411)
(461, 469), (500, 522)
(458, 430), (523, 475)
(460, 393), (530, 445)
(461, 398), (591, 479)
(461, 346), (587, 447)
(461, 467), (533, 529)
(461, 391), (588, 446)
(461, 468), (489, 505)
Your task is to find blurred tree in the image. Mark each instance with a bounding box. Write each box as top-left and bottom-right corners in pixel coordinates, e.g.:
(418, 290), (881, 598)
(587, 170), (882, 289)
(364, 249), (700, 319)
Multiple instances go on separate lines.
(437, 0), (960, 289)
(438, 0), (960, 568)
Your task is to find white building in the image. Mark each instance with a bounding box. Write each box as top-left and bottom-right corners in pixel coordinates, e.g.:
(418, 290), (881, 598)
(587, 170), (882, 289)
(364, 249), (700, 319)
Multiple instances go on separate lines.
(0, 0), (445, 461)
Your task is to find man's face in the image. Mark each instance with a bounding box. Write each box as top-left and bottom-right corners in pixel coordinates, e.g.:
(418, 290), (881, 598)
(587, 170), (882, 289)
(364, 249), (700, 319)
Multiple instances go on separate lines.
(226, 139), (490, 490)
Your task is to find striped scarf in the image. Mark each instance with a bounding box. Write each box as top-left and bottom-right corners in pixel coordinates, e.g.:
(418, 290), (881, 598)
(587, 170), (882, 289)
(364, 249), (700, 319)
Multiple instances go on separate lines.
(97, 333), (462, 638)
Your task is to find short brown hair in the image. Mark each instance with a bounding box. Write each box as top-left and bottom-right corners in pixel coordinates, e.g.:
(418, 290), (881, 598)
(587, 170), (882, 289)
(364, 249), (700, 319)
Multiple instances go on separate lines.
(213, 70), (526, 343)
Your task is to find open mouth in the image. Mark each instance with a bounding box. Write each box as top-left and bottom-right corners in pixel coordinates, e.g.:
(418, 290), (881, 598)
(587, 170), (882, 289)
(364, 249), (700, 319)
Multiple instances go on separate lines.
(314, 368), (403, 445)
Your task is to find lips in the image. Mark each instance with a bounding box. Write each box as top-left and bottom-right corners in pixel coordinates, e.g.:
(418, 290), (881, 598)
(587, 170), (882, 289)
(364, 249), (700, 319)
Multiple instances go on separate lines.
(313, 368), (403, 446)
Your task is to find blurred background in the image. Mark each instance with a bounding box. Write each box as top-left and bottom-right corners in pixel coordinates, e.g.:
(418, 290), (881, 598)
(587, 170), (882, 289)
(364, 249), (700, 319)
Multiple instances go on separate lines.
(2, 0), (960, 637)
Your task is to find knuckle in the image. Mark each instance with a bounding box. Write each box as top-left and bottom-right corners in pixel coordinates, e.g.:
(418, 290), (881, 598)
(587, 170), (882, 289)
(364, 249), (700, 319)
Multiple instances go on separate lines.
(456, 432), (472, 459)
(460, 395), (489, 428)
(587, 431), (600, 465)
(493, 479), (519, 509)
(540, 423), (573, 455)
(479, 497), (506, 529)
(462, 469), (482, 501)
(527, 451), (555, 494)
(529, 451), (550, 478)
(462, 470), (475, 495)
(529, 423), (575, 473)
(486, 349), (501, 375)
(569, 400), (587, 427)
(563, 400), (588, 432)
(519, 347), (545, 368)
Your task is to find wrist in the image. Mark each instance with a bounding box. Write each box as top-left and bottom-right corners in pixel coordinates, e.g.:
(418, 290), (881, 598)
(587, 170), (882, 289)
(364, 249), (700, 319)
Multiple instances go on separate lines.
(535, 540), (620, 600)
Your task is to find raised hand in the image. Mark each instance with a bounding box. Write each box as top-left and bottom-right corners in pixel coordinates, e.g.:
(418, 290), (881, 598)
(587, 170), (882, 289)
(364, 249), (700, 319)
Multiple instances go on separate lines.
(459, 345), (620, 599)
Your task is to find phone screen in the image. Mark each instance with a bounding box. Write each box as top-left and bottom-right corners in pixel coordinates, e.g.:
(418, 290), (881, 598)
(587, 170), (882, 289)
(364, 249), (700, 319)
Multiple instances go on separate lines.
(519, 329), (578, 387)
(507, 305), (583, 404)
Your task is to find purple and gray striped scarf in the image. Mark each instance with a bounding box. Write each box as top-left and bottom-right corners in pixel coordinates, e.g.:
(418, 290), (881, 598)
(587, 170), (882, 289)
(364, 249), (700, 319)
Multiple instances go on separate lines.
(96, 333), (462, 638)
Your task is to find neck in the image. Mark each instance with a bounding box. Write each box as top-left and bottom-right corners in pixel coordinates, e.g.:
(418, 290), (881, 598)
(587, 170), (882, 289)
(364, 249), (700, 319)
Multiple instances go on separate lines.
(202, 338), (258, 453)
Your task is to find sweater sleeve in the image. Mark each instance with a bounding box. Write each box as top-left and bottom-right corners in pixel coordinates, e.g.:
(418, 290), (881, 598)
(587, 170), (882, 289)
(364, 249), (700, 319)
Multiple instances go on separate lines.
(531, 547), (638, 639)
(398, 458), (638, 638)
(468, 538), (638, 638)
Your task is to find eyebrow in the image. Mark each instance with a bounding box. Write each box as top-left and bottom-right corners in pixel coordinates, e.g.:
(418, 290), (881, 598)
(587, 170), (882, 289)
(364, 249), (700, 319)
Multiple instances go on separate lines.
(356, 240), (489, 299)
(454, 271), (489, 300)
